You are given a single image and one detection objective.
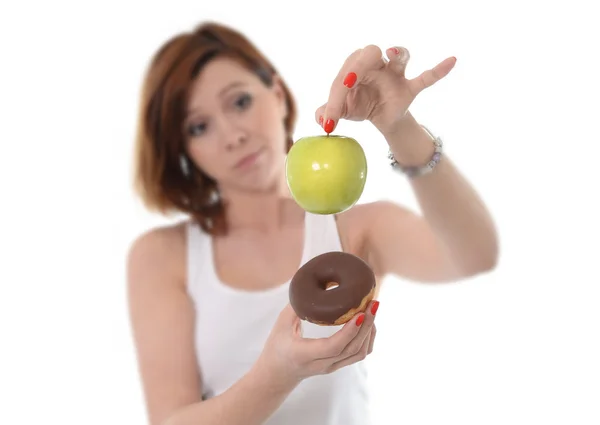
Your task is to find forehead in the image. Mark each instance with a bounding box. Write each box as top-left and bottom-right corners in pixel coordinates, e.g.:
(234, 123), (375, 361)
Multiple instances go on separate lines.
(188, 57), (258, 104)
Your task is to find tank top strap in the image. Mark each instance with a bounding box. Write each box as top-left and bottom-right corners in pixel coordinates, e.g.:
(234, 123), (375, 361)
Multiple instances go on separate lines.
(185, 212), (344, 294)
(185, 220), (212, 297)
(303, 212), (344, 257)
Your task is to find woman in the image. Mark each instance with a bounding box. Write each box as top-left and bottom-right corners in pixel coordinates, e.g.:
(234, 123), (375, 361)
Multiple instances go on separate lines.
(127, 21), (498, 425)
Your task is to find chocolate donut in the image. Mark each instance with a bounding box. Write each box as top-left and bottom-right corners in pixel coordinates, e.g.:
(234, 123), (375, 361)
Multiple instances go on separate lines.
(289, 251), (376, 326)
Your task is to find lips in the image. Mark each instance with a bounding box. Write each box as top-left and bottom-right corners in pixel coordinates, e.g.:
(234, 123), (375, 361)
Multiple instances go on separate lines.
(234, 149), (263, 169)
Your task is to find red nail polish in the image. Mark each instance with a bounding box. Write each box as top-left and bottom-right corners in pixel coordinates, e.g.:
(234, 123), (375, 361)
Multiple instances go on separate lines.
(343, 72), (357, 88)
(356, 313), (365, 326)
(392, 47), (400, 55)
(371, 301), (380, 316)
(319, 115), (323, 126)
(324, 119), (335, 134)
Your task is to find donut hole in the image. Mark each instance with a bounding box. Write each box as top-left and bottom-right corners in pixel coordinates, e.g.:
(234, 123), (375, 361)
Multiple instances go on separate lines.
(317, 272), (342, 292)
(324, 281), (340, 291)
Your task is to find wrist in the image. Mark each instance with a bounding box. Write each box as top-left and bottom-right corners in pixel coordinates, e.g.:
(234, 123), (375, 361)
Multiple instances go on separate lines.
(381, 113), (436, 166)
(250, 356), (300, 396)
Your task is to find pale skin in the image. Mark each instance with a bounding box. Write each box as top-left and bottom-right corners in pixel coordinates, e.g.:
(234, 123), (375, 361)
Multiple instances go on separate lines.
(128, 45), (498, 425)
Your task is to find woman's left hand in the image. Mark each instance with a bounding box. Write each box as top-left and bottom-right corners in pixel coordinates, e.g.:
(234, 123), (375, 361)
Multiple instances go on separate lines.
(315, 45), (456, 136)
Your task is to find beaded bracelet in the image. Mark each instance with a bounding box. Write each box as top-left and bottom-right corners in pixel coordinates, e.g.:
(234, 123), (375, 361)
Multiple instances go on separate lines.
(388, 124), (443, 178)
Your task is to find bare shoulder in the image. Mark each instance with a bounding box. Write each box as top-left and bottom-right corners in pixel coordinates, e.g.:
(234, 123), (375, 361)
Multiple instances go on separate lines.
(126, 220), (202, 425)
(127, 221), (188, 284)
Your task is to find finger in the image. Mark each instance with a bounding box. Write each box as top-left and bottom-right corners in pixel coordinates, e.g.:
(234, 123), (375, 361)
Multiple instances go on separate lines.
(322, 45), (385, 134)
(337, 300), (379, 358)
(331, 308), (379, 373)
(303, 312), (367, 359)
(326, 327), (372, 373)
(314, 102), (327, 128)
(315, 49), (360, 132)
(385, 46), (410, 77)
(409, 56), (457, 95)
(367, 323), (376, 354)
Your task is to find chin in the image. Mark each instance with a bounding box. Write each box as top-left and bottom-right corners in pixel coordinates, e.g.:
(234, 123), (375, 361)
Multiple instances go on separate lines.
(246, 172), (283, 194)
(227, 168), (283, 195)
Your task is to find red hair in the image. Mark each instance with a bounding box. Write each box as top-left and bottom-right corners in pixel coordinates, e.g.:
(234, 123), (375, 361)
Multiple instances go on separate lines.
(133, 21), (297, 235)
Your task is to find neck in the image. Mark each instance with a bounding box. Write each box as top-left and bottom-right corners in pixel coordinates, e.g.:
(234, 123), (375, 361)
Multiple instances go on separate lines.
(220, 174), (303, 233)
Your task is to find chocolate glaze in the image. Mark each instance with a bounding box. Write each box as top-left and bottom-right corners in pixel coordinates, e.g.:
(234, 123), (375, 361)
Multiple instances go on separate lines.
(289, 251), (376, 324)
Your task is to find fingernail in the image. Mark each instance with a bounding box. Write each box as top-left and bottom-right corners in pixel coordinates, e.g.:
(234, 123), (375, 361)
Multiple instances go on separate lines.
(356, 313), (365, 327)
(324, 119), (335, 134)
(392, 47), (400, 55)
(318, 115), (323, 126)
(371, 301), (380, 316)
(343, 72), (357, 88)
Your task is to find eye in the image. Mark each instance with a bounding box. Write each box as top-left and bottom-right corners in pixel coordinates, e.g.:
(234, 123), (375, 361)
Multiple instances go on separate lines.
(188, 122), (207, 137)
(234, 93), (252, 110)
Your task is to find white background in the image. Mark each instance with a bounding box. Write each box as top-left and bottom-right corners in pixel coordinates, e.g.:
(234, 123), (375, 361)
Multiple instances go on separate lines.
(1, 0), (599, 424)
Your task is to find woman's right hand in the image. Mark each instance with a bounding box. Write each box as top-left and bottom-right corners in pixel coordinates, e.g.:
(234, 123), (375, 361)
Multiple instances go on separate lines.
(254, 300), (379, 389)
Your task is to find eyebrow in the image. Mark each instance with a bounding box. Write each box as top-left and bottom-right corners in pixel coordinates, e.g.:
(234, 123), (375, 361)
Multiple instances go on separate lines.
(185, 81), (247, 119)
(219, 81), (246, 97)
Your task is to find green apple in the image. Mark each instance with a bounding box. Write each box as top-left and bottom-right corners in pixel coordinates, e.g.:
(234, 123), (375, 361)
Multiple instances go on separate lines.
(285, 134), (368, 214)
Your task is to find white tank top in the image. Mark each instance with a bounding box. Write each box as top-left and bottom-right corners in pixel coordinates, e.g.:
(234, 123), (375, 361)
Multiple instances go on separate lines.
(185, 212), (372, 425)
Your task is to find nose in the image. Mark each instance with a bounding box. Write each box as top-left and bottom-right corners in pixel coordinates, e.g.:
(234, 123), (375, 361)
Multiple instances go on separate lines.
(219, 120), (248, 151)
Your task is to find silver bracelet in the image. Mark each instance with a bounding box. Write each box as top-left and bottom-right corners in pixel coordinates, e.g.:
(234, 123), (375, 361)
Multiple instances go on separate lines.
(388, 124), (443, 178)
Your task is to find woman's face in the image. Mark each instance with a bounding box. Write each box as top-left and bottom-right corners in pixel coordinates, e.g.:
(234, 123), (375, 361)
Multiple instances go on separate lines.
(183, 57), (289, 194)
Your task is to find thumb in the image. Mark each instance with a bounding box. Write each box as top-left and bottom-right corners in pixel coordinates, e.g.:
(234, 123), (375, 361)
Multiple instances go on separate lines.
(314, 103), (327, 129)
(275, 303), (301, 333)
